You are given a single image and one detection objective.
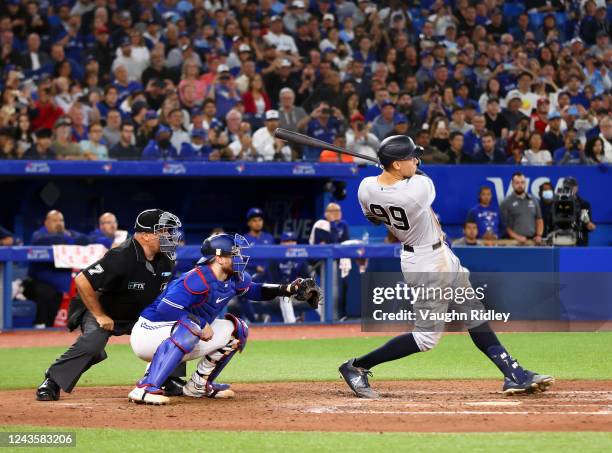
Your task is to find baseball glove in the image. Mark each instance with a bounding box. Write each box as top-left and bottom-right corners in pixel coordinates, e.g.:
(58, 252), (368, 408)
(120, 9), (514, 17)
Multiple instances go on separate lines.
(291, 278), (322, 309)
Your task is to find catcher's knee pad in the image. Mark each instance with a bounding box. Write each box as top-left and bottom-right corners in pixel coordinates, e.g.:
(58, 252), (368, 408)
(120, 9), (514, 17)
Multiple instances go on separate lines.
(413, 331), (442, 352)
(225, 313), (248, 352)
(170, 314), (203, 354)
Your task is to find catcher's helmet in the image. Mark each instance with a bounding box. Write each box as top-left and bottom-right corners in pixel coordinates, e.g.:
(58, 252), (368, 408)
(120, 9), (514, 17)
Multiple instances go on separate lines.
(377, 135), (424, 168)
(199, 232), (250, 276)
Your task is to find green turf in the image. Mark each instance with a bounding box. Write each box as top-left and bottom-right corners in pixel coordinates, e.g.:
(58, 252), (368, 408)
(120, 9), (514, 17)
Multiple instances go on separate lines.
(2, 332), (610, 390)
(0, 427), (611, 453)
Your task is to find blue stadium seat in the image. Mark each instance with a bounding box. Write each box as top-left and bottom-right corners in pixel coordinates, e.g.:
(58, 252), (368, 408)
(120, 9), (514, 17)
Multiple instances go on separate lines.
(529, 11), (545, 28)
(555, 12), (567, 28)
(554, 12), (568, 41)
(412, 17), (425, 34)
(503, 3), (525, 19)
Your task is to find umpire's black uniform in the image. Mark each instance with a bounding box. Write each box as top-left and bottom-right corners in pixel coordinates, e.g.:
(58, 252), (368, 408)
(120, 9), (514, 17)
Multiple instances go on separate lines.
(36, 210), (179, 400)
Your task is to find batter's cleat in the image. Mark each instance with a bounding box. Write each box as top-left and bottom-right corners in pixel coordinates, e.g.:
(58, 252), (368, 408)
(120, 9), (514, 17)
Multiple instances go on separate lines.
(339, 359), (379, 399)
(183, 379), (235, 399)
(128, 386), (169, 405)
(525, 370), (555, 392)
(502, 375), (539, 395)
(36, 373), (60, 401)
(162, 377), (186, 397)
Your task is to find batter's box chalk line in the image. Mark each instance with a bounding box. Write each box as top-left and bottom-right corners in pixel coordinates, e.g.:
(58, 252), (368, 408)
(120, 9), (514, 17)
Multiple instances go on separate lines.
(304, 407), (612, 416)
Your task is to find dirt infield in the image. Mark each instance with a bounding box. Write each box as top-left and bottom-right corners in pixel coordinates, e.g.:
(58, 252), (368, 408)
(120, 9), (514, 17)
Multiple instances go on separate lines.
(3, 380), (612, 432)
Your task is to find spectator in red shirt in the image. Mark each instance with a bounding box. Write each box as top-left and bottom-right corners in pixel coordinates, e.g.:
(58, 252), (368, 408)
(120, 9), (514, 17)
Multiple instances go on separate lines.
(531, 98), (550, 135)
(30, 88), (64, 132)
(242, 73), (272, 127)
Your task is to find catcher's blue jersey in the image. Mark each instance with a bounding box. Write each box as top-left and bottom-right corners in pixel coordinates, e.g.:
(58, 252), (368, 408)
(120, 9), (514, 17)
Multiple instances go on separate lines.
(141, 265), (252, 327)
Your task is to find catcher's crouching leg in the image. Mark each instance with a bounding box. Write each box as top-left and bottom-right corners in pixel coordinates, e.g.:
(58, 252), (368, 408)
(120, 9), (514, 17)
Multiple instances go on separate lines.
(129, 315), (201, 405)
(183, 313), (248, 399)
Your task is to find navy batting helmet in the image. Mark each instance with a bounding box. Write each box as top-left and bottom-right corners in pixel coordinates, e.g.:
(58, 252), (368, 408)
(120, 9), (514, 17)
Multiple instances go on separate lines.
(199, 232), (250, 276)
(377, 135), (423, 168)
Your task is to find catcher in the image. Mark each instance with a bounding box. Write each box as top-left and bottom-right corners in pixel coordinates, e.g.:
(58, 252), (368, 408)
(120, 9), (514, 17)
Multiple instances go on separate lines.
(128, 232), (320, 405)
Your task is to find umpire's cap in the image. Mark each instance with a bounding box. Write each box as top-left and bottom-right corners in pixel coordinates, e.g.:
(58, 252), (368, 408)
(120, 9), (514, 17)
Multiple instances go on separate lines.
(377, 135), (424, 168)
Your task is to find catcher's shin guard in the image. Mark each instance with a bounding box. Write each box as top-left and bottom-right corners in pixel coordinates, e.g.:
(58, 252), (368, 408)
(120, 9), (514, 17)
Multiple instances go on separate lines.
(136, 315), (201, 393)
(184, 314), (248, 399)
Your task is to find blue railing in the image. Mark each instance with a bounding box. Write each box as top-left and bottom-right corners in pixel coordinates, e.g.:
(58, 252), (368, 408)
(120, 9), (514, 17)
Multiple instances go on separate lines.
(0, 244), (400, 329)
(3, 245), (612, 329)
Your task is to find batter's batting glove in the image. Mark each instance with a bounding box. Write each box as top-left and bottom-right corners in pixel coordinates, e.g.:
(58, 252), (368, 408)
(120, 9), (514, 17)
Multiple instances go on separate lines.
(288, 278), (322, 309)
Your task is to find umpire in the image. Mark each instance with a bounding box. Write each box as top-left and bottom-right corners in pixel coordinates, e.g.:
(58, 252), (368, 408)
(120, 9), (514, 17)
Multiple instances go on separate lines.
(36, 209), (182, 401)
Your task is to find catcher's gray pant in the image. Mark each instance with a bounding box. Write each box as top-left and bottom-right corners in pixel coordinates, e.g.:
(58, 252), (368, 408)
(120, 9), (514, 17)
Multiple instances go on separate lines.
(47, 311), (184, 392)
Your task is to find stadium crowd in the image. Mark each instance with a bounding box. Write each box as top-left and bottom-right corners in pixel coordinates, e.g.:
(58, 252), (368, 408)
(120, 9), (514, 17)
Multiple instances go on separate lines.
(0, 0), (610, 164)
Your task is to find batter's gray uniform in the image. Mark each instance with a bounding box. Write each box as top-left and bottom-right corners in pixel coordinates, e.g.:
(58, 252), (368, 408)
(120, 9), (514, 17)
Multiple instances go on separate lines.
(358, 174), (486, 351)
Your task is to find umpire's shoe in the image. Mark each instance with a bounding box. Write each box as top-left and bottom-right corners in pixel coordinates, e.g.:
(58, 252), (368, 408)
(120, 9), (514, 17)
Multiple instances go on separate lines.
(36, 372), (60, 401)
(339, 359), (379, 399)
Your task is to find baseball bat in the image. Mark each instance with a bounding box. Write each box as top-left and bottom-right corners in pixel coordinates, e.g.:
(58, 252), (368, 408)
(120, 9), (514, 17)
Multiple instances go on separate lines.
(273, 128), (379, 164)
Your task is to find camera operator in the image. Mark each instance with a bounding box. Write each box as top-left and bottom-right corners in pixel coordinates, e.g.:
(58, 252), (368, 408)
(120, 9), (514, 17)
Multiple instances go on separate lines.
(563, 177), (596, 247)
(538, 181), (555, 237)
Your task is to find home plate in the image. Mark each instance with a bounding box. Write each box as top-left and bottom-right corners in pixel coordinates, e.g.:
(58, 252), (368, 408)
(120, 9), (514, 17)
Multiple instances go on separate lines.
(465, 401), (522, 407)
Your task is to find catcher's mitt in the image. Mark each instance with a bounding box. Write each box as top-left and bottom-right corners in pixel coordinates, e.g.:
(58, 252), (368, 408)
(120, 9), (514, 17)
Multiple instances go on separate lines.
(292, 278), (322, 309)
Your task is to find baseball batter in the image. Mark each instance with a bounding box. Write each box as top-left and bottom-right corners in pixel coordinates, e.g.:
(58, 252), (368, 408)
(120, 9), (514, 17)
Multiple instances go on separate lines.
(339, 135), (554, 398)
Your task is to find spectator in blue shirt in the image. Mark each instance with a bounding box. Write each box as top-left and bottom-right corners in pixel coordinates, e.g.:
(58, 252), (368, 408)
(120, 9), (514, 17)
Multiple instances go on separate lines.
(88, 213), (119, 249)
(24, 210), (89, 328)
(112, 65), (143, 102)
(207, 64), (241, 119)
(463, 114), (486, 156)
(96, 85), (121, 121)
(304, 101), (343, 161)
(553, 128), (583, 164)
(178, 129), (212, 160)
(365, 88), (390, 122)
(473, 132), (507, 164)
(142, 125), (177, 160)
(565, 74), (590, 109)
(371, 99), (398, 140)
(466, 186), (500, 240)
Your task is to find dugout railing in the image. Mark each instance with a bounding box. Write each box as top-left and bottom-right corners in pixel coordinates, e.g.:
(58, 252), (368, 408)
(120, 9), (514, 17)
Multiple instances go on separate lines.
(2, 244), (612, 330)
(0, 244), (400, 329)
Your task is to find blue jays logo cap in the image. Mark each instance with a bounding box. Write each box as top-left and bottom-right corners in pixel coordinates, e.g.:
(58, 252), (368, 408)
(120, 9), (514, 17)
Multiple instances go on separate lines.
(280, 231), (296, 242)
(246, 207), (264, 221)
